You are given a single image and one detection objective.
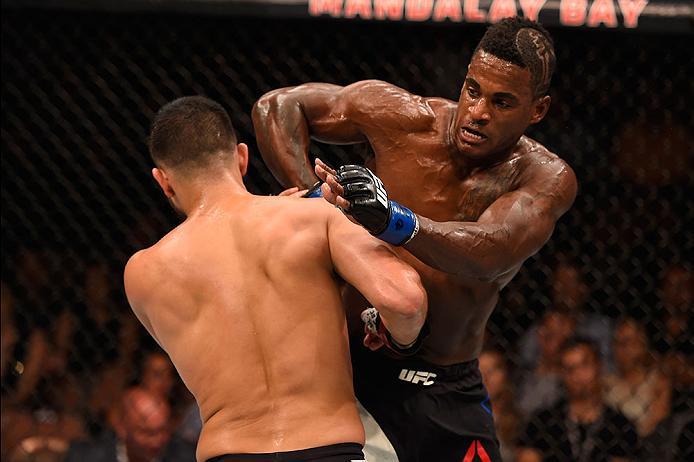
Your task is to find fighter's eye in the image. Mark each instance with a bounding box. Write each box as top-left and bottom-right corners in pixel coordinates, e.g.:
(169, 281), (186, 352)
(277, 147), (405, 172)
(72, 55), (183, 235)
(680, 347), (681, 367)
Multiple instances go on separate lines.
(467, 87), (479, 98)
(495, 100), (512, 109)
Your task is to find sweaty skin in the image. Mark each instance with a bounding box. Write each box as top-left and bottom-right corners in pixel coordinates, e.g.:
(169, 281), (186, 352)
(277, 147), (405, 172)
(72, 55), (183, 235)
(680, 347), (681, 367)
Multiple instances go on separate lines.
(253, 51), (577, 365)
(124, 174), (426, 460)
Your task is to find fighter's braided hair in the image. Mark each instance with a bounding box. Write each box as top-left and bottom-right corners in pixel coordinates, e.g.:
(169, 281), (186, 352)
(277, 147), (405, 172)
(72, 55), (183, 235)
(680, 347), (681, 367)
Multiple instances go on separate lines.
(475, 17), (556, 98)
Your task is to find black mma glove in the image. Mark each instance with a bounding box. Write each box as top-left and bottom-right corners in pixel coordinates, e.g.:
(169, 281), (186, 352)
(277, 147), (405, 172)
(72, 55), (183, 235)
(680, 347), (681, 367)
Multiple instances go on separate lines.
(336, 165), (419, 246)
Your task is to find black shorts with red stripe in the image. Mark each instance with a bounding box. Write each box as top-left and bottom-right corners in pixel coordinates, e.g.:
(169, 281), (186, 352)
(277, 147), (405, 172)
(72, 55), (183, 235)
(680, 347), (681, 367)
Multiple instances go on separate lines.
(352, 345), (502, 462)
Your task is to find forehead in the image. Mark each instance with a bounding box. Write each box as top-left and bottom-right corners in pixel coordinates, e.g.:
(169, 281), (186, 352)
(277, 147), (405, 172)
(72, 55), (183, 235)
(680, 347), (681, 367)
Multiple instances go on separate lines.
(616, 321), (644, 338)
(467, 51), (533, 99)
(562, 345), (596, 366)
(128, 403), (170, 429)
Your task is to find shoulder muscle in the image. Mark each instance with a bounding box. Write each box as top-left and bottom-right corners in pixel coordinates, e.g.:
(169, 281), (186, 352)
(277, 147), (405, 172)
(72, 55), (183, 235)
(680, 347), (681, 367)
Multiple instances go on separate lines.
(341, 80), (436, 132)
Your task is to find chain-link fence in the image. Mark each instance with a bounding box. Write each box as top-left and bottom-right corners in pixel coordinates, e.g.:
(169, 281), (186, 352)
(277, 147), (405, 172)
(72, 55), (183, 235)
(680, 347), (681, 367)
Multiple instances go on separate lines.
(2, 6), (692, 462)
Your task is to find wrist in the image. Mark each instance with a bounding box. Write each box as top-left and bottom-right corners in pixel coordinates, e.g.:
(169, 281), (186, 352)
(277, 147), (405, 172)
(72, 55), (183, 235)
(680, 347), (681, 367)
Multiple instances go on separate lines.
(302, 181), (324, 198)
(374, 201), (419, 246)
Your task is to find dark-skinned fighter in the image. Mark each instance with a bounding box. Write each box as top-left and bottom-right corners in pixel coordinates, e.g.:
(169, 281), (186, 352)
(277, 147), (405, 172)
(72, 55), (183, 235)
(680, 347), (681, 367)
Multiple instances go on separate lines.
(252, 17), (577, 462)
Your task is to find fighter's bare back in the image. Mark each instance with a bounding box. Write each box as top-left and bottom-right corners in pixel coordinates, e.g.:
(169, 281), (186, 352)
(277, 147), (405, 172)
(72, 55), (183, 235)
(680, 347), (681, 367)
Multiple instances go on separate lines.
(124, 196), (370, 460)
(254, 78), (577, 365)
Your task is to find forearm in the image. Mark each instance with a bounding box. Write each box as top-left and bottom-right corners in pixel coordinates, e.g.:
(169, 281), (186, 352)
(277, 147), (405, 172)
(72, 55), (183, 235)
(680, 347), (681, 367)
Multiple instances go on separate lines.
(252, 92), (318, 189)
(405, 216), (513, 280)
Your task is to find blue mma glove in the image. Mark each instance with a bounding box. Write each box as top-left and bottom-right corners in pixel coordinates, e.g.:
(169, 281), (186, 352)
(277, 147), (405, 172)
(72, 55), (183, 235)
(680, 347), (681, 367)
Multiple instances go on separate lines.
(335, 165), (419, 246)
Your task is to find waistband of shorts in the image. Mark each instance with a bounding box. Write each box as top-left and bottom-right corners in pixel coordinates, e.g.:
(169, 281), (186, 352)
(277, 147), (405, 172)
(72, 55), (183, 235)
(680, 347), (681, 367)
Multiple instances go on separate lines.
(206, 442), (364, 461)
(352, 345), (482, 382)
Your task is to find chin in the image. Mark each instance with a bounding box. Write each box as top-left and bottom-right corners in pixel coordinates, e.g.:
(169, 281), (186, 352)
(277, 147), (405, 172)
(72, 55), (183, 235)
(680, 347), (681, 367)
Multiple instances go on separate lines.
(456, 140), (492, 159)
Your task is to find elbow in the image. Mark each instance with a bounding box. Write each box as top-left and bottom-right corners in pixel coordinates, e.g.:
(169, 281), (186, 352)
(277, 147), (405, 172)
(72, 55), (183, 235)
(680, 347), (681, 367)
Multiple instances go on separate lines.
(378, 269), (427, 321)
(451, 227), (516, 281)
(252, 92), (274, 125)
(470, 259), (508, 282)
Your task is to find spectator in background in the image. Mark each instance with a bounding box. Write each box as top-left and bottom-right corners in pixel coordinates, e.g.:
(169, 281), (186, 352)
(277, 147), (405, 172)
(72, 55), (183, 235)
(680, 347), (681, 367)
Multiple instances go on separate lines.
(65, 387), (196, 462)
(139, 349), (196, 423)
(605, 317), (671, 436)
(1, 281), (21, 460)
(480, 348), (522, 462)
(105, 349), (188, 436)
(0, 281), (83, 460)
(1, 252), (84, 461)
(1, 281), (19, 387)
(518, 259), (613, 372)
(517, 337), (638, 462)
(652, 264), (692, 357)
(139, 350), (175, 402)
(516, 309), (573, 418)
(76, 261), (144, 435)
(642, 327), (693, 461)
(71, 262), (140, 377)
(665, 337), (694, 415)
(9, 248), (74, 407)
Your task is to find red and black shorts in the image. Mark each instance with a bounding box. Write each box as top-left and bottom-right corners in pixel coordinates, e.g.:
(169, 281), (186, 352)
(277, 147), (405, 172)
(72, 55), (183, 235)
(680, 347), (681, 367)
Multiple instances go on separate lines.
(352, 345), (502, 462)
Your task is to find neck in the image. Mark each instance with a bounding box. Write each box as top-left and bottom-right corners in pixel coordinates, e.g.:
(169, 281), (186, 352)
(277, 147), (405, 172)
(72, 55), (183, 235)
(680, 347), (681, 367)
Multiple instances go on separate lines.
(620, 365), (646, 383)
(569, 393), (603, 423)
(126, 450), (150, 462)
(177, 171), (250, 217)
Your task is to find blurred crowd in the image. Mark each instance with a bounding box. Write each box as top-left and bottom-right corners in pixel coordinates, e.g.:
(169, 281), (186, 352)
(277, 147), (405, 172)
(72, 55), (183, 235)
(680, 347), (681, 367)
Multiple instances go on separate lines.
(1, 249), (199, 462)
(1, 247), (691, 462)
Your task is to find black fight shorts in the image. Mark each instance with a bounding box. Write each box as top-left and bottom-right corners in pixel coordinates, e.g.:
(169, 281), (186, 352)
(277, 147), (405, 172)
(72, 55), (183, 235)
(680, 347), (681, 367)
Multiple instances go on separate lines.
(352, 346), (502, 462)
(206, 443), (365, 462)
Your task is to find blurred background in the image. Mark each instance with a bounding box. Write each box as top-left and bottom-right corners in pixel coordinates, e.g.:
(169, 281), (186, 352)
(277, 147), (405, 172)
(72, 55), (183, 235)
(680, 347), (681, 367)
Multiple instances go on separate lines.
(1, 1), (692, 461)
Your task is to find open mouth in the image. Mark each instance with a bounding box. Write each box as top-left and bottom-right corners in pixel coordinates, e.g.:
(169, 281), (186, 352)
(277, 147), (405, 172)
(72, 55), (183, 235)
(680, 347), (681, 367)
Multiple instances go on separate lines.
(460, 127), (487, 144)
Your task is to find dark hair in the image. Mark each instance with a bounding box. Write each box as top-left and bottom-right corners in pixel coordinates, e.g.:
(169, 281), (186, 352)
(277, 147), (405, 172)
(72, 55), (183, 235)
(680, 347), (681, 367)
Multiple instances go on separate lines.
(148, 96), (237, 171)
(475, 17), (556, 97)
(560, 336), (601, 362)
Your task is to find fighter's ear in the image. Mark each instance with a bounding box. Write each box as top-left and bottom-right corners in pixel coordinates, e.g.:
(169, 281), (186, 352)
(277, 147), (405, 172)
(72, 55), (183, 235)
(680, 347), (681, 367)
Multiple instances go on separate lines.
(530, 95), (551, 125)
(152, 167), (175, 198)
(236, 143), (249, 177)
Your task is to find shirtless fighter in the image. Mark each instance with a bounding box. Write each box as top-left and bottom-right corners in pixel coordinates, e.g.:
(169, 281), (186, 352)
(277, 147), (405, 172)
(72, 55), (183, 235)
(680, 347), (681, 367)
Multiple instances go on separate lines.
(252, 17), (577, 462)
(123, 96), (428, 462)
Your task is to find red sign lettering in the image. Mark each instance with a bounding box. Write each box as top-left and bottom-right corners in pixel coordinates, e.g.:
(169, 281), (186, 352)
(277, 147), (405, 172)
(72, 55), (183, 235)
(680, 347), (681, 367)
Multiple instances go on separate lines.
(464, 0), (487, 22)
(433, 0), (463, 21)
(488, 0), (518, 22)
(374, 0), (405, 19)
(587, 0), (618, 27)
(345, 0), (373, 18)
(519, 0), (547, 20)
(560, 0), (588, 26)
(405, 0), (434, 20)
(618, 0), (648, 27)
(308, 0), (343, 16)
